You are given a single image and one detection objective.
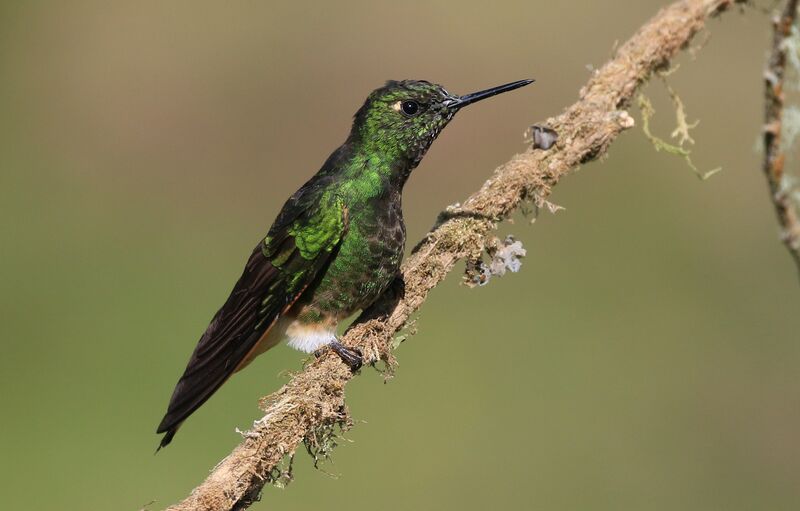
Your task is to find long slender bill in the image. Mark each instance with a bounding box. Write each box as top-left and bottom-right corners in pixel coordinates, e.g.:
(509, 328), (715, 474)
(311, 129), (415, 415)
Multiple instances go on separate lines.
(445, 79), (534, 109)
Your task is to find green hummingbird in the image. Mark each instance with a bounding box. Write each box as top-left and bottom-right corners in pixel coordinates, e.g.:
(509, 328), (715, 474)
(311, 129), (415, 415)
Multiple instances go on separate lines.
(156, 78), (533, 448)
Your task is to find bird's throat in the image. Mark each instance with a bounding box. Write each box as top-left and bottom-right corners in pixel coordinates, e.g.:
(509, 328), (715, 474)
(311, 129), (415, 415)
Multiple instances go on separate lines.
(335, 142), (412, 200)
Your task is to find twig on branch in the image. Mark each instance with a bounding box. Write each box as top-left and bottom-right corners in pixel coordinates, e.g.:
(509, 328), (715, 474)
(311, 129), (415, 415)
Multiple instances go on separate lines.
(763, 0), (800, 274)
(165, 1), (747, 509)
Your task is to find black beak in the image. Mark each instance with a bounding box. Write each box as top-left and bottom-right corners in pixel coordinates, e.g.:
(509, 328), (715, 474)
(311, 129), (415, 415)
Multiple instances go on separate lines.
(443, 79), (534, 109)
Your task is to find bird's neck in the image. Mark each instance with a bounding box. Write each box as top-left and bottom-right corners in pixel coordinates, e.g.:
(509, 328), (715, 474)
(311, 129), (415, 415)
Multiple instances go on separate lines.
(334, 136), (413, 202)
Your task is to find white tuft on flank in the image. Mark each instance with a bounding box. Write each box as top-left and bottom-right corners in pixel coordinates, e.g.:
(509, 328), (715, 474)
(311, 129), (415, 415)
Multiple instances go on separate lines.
(286, 329), (336, 353)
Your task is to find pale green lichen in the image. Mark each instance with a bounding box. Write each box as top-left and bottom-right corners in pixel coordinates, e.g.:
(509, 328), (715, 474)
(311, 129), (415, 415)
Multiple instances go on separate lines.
(637, 93), (721, 180)
(780, 174), (800, 211)
(391, 322), (417, 351)
(783, 25), (800, 88)
(304, 419), (350, 474)
(783, 105), (800, 150)
(266, 454), (295, 489)
(666, 85), (699, 146)
(464, 235), (527, 287)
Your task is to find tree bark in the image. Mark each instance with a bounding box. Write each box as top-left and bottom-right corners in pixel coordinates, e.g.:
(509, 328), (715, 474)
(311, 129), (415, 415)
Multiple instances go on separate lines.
(763, 0), (800, 275)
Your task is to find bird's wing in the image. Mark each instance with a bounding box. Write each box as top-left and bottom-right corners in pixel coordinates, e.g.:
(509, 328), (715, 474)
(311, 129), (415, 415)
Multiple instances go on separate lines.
(157, 189), (348, 447)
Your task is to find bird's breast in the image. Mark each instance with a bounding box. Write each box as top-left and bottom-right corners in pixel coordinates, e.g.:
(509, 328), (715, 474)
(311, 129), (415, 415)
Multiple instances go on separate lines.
(303, 198), (405, 316)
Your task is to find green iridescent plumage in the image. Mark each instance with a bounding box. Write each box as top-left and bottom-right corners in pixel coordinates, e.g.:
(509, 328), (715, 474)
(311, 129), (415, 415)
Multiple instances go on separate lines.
(156, 78), (533, 449)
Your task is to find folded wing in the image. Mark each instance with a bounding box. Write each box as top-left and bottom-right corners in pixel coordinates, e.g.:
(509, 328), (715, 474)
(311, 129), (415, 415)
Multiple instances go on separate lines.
(157, 188), (347, 448)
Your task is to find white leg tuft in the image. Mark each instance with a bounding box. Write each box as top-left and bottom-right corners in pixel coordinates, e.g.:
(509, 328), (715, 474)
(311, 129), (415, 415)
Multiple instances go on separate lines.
(286, 329), (336, 353)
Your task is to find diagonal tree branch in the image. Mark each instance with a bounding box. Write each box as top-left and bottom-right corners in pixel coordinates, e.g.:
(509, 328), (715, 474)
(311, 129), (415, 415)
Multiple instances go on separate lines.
(164, 1), (749, 509)
(763, 0), (800, 275)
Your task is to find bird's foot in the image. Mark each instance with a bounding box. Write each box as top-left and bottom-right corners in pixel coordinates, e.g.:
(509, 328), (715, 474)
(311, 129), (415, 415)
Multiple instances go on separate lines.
(329, 340), (363, 372)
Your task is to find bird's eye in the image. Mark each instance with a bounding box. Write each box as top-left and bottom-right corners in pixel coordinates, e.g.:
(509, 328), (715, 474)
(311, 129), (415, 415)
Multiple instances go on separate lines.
(400, 100), (420, 116)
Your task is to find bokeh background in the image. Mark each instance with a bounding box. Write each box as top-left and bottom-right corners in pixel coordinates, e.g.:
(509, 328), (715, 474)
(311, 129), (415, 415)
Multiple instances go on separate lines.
(2, 1), (800, 509)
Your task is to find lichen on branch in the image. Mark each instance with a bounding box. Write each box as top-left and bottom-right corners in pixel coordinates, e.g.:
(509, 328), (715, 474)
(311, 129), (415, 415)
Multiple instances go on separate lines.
(762, 0), (800, 275)
(636, 92), (721, 180)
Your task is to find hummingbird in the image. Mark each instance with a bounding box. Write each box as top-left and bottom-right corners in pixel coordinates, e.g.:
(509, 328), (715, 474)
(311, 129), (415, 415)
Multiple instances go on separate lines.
(156, 78), (533, 449)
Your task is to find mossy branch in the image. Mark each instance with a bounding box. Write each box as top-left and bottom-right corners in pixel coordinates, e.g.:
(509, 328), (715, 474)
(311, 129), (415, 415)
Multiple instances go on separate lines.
(763, 0), (800, 276)
(164, 1), (752, 509)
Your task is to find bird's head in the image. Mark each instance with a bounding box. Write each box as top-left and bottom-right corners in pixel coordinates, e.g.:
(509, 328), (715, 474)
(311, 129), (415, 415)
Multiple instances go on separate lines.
(350, 79), (533, 168)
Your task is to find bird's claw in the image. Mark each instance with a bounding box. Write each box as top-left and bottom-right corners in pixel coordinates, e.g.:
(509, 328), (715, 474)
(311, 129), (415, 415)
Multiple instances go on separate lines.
(329, 340), (363, 372)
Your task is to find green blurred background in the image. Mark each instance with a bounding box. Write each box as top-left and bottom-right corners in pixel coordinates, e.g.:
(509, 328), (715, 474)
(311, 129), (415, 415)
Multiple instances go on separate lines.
(2, 1), (799, 509)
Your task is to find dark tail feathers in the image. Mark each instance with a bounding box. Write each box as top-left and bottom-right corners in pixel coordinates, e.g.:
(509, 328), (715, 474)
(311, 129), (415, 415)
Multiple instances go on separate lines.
(155, 422), (180, 452)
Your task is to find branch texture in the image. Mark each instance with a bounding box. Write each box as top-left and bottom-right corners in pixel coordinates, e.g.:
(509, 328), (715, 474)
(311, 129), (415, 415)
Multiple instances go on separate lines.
(165, 1), (746, 509)
(763, 0), (800, 273)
